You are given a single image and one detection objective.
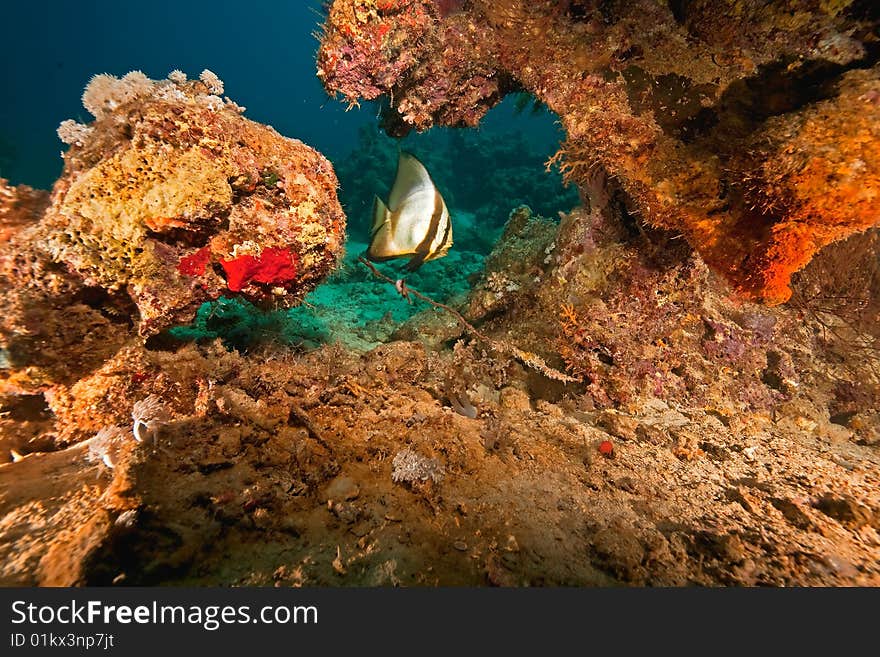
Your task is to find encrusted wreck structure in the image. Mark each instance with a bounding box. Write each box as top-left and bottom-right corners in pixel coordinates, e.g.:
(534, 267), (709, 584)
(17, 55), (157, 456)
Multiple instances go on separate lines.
(318, 0), (880, 302)
(0, 3), (878, 587)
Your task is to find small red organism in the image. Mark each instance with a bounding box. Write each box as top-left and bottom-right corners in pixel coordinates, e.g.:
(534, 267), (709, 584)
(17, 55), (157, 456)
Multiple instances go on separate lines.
(131, 371), (150, 384)
(177, 246), (212, 276)
(220, 247), (299, 292)
(599, 440), (614, 456)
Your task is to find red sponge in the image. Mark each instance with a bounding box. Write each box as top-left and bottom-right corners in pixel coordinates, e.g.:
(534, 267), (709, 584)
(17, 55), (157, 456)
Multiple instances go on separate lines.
(221, 247), (298, 292)
(177, 246), (212, 277)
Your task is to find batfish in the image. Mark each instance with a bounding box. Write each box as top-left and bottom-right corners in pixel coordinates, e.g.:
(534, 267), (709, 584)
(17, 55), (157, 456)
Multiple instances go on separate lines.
(366, 152), (452, 272)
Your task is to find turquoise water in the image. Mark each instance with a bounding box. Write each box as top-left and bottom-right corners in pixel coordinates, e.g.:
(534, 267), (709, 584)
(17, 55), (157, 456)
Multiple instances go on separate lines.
(170, 232), (486, 353)
(2, 1), (577, 349)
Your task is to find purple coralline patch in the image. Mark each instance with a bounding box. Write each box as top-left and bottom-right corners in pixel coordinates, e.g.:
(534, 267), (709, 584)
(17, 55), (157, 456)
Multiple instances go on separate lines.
(701, 319), (748, 362)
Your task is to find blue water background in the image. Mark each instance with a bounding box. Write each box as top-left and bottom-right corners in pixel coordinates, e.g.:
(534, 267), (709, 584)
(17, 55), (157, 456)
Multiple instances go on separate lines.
(0, 0), (562, 189)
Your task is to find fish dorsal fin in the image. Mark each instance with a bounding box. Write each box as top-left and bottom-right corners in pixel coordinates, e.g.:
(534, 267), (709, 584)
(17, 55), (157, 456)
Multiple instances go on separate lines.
(371, 195), (390, 236)
(388, 152), (435, 211)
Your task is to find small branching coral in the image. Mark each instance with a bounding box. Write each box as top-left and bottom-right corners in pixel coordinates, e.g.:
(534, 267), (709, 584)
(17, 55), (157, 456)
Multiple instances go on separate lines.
(198, 69), (224, 95)
(81, 70), (156, 119)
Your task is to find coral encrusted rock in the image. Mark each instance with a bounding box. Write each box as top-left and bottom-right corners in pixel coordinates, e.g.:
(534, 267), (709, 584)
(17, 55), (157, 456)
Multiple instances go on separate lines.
(0, 70), (346, 392)
(42, 69), (346, 335)
(0, 179), (120, 393)
(317, 0), (880, 303)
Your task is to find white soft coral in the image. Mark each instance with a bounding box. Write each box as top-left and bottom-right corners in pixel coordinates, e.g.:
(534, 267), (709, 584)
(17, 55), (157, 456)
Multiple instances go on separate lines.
(131, 394), (170, 445)
(86, 426), (128, 469)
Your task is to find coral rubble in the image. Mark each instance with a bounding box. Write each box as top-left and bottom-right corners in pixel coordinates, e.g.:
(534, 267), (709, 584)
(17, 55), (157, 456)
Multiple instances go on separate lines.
(317, 0), (880, 302)
(3, 159), (877, 586)
(1, 198), (878, 585)
(1, 295), (878, 585)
